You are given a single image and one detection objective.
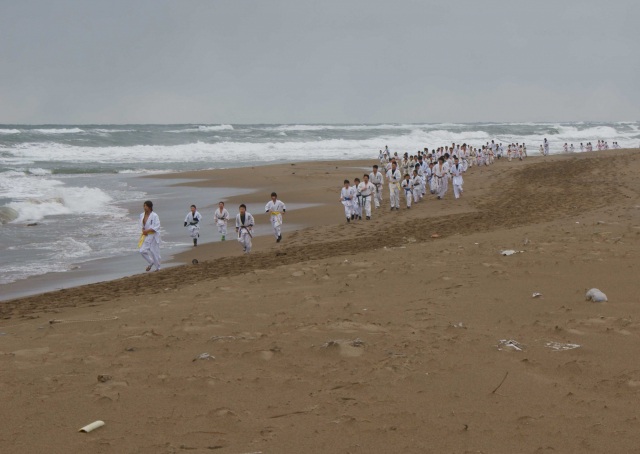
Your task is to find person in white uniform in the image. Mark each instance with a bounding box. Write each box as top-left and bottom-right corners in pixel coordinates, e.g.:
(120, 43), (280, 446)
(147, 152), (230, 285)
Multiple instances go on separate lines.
(265, 192), (286, 242)
(411, 169), (422, 203)
(434, 157), (449, 199)
(340, 179), (355, 222)
(369, 165), (384, 209)
(386, 161), (402, 210)
(235, 204), (254, 254)
(352, 177), (362, 220)
(139, 200), (161, 272)
(183, 204), (202, 247)
(357, 174), (375, 220)
(451, 157), (464, 199)
(400, 173), (413, 209)
(214, 201), (230, 241)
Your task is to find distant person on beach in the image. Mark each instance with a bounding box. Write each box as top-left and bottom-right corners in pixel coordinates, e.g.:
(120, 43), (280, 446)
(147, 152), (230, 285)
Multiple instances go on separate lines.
(451, 156), (464, 199)
(434, 157), (449, 199)
(401, 173), (413, 209)
(369, 165), (384, 209)
(265, 192), (286, 242)
(184, 204), (202, 247)
(357, 174), (375, 220)
(340, 179), (355, 222)
(543, 138), (550, 156)
(139, 200), (161, 272)
(235, 204), (254, 254)
(411, 168), (423, 203)
(352, 177), (362, 220)
(214, 201), (229, 241)
(386, 161), (402, 210)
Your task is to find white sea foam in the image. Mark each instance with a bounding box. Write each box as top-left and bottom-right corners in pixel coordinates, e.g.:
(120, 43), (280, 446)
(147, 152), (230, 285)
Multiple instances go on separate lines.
(265, 123), (442, 132)
(32, 128), (85, 134)
(0, 171), (123, 222)
(167, 124), (234, 133)
(91, 129), (136, 133)
(27, 167), (52, 176)
(4, 122), (638, 167)
(555, 126), (619, 140)
(0, 129), (21, 135)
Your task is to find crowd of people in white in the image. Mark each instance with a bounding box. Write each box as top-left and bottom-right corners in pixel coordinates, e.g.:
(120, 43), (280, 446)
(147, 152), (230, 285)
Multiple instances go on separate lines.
(339, 138), (622, 222)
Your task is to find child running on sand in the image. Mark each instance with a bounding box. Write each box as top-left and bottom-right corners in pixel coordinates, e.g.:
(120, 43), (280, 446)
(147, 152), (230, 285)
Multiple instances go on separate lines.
(183, 204), (202, 247)
(235, 204), (254, 254)
(265, 192), (286, 243)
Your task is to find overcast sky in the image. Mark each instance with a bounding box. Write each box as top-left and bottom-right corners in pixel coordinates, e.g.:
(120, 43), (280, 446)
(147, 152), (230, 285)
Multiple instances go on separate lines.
(1, 0), (638, 124)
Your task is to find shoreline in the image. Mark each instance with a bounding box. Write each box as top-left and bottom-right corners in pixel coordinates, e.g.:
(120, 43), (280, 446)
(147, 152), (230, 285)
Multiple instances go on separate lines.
(1, 148), (636, 311)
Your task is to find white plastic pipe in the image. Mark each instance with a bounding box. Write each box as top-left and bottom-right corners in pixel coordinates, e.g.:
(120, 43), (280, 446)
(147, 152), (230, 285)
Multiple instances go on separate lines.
(79, 420), (105, 433)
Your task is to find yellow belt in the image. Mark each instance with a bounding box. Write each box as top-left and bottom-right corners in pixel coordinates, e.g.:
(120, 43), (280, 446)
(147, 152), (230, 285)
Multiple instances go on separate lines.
(137, 233), (153, 248)
(270, 211), (281, 215)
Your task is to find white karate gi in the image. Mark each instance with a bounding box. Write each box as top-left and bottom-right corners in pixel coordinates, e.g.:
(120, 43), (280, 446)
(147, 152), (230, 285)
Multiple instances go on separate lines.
(214, 207), (230, 239)
(235, 212), (254, 253)
(184, 210), (202, 241)
(265, 199), (286, 239)
(386, 168), (402, 209)
(411, 175), (422, 202)
(419, 162), (429, 195)
(427, 167), (437, 194)
(139, 211), (161, 271)
(369, 171), (384, 208)
(352, 188), (362, 219)
(357, 181), (375, 218)
(434, 163), (449, 199)
(451, 163), (464, 199)
(401, 178), (413, 208)
(340, 186), (355, 220)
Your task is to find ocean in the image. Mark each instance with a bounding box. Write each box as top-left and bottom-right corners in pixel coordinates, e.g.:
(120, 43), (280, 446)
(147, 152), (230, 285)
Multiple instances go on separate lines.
(1, 122), (638, 296)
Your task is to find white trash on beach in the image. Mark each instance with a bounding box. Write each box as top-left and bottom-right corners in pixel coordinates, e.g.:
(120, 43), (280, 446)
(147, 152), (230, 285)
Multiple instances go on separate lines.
(532, 293), (542, 298)
(501, 250), (524, 256)
(79, 420), (105, 433)
(545, 341), (581, 352)
(585, 288), (608, 302)
(193, 352), (215, 361)
(497, 339), (524, 351)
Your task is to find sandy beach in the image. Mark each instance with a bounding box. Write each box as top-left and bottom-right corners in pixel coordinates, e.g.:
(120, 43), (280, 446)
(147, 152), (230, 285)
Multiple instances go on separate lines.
(2, 149), (640, 453)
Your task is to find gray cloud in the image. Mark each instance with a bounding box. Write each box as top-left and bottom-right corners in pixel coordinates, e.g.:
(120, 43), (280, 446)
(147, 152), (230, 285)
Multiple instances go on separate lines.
(1, 0), (638, 123)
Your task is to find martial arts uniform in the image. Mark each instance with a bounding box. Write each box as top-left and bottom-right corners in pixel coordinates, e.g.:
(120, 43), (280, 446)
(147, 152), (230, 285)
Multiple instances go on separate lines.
(401, 178), (413, 208)
(451, 163), (464, 199)
(214, 207), (230, 240)
(369, 170), (384, 208)
(419, 162), (429, 196)
(340, 186), (355, 221)
(184, 210), (202, 246)
(434, 163), (449, 199)
(265, 199), (286, 241)
(235, 211), (254, 254)
(139, 211), (161, 271)
(411, 175), (422, 203)
(386, 168), (402, 209)
(357, 181), (375, 219)
(352, 189), (362, 219)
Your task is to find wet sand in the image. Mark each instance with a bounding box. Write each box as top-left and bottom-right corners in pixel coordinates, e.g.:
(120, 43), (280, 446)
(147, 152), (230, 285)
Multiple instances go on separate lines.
(2, 149), (640, 453)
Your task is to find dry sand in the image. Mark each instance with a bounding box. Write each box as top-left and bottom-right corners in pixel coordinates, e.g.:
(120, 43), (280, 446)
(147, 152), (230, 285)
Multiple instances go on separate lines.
(1, 149), (640, 453)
